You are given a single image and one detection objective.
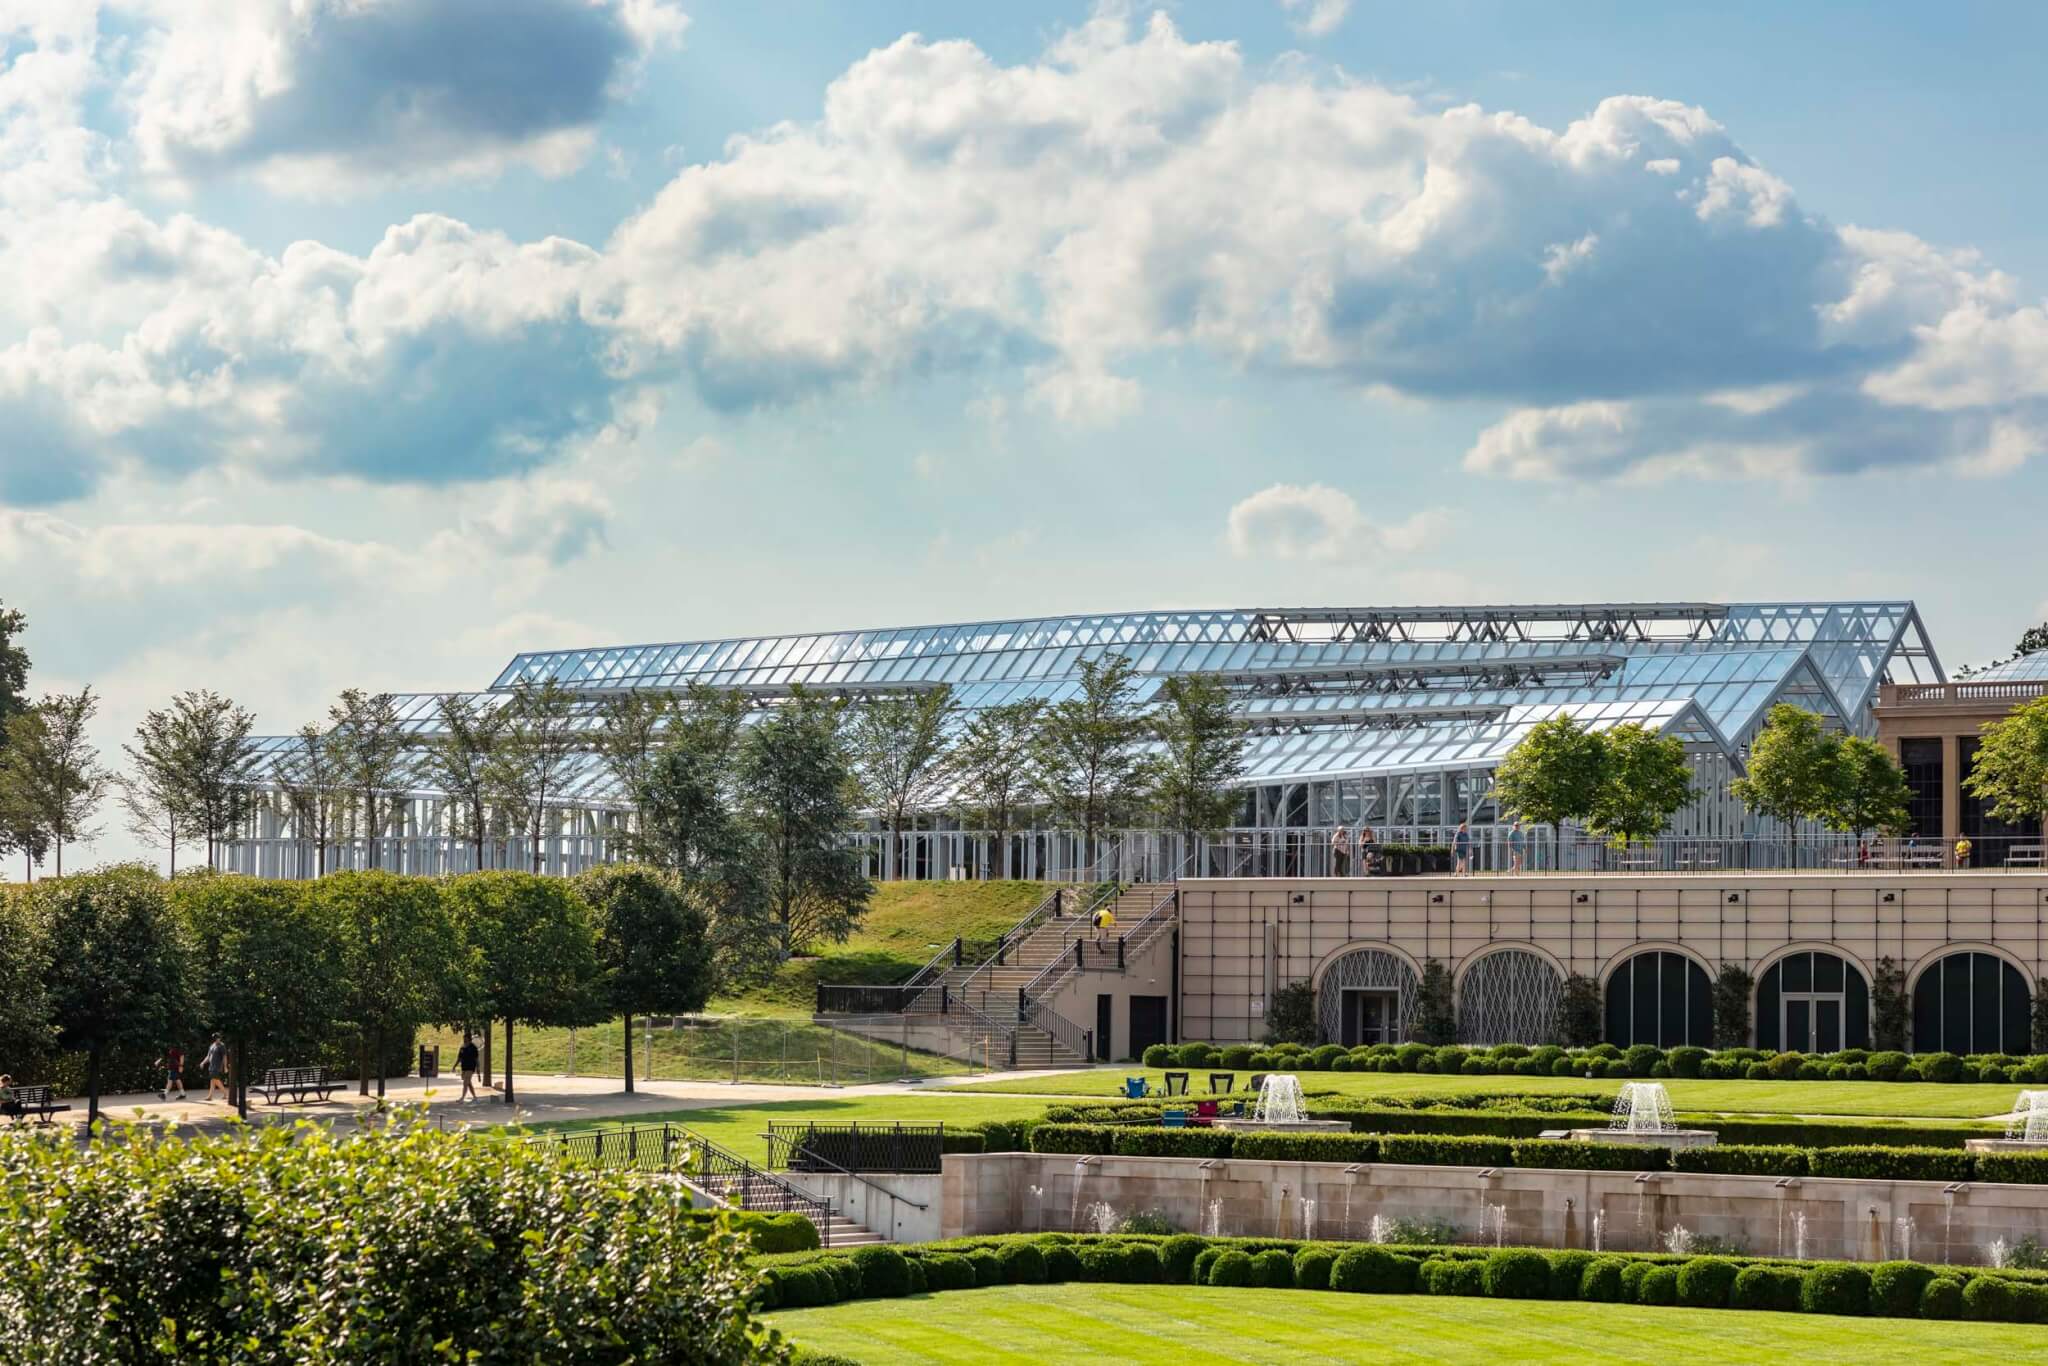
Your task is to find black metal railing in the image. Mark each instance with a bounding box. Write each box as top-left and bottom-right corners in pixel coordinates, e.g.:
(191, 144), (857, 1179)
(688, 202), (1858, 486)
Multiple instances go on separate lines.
(765, 1121), (947, 1176)
(534, 1123), (678, 1173)
(815, 982), (953, 1015)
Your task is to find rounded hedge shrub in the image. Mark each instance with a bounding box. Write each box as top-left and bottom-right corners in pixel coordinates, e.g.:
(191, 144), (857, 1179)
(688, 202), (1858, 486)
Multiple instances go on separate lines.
(2010, 1282), (2048, 1323)
(1767, 1051), (1805, 1079)
(1649, 1061), (1674, 1079)
(1920, 1277), (1964, 1319)
(1801, 1263), (1871, 1317)
(1482, 1249), (1550, 1300)
(1618, 1261), (1654, 1303)
(821, 1259), (862, 1301)
(1667, 1046), (1709, 1078)
(1181, 1043), (1218, 1068)
(1122, 1244), (1164, 1284)
(1331, 1056), (1356, 1072)
(1826, 1063), (1851, 1081)
(1438, 1259), (1487, 1297)
(1250, 1051), (1279, 1069)
(1142, 1044), (1177, 1068)
(1918, 1051), (1964, 1083)
(1208, 1251), (1254, 1287)
(1546, 1250), (1593, 1300)
(1551, 1057), (1577, 1077)
(1160, 1235), (1206, 1283)
(851, 1246), (912, 1298)
(1728, 1265), (1778, 1312)
(1580, 1257), (1626, 1302)
(904, 1258), (928, 1296)
(1623, 1044), (1662, 1076)
(1251, 1249), (1296, 1288)
(1517, 1057), (1549, 1077)
(1603, 1059), (1633, 1080)
(1744, 1062), (1772, 1080)
(1866, 1050), (1910, 1081)
(1293, 1248), (1335, 1291)
(1395, 1042), (1430, 1071)
(971, 1250), (1009, 1287)
(1638, 1267), (1679, 1306)
(1191, 1248), (1222, 1285)
(1675, 1257), (1737, 1309)
(1797, 1062), (1828, 1081)
(1963, 1275), (2015, 1322)
(1311, 1044), (1345, 1069)
(1331, 1246), (1404, 1294)
(1077, 1246), (1125, 1282)
(996, 1243), (1047, 1285)
(1869, 1260), (1934, 1317)
(924, 1254), (977, 1292)
(1042, 1246), (1082, 1283)
(1219, 1044), (1257, 1069)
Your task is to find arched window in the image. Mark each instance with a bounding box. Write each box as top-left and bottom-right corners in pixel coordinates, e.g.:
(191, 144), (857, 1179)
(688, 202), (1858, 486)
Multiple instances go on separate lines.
(1604, 951), (1711, 1048)
(1756, 951), (1870, 1053)
(1457, 949), (1564, 1045)
(1315, 948), (1419, 1047)
(1911, 953), (2031, 1055)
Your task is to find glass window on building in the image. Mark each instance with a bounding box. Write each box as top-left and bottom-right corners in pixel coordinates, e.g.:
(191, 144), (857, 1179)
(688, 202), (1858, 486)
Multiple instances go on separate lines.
(1899, 738), (1942, 837)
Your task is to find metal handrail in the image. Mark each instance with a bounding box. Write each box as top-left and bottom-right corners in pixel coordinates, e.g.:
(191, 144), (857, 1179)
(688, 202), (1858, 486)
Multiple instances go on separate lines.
(1020, 993), (1095, 1064)
(666, 1123), (845, 1247)
(763, 1127), (934, 1207)
(939, 883), (1073, 1008)
(1016, 880), (1130, 1002)
(1114, 884), (1179, 968)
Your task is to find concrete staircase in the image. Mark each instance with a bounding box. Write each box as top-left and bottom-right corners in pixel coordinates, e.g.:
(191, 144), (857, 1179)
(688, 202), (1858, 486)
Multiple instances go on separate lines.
(682, 1163), (888, 1247)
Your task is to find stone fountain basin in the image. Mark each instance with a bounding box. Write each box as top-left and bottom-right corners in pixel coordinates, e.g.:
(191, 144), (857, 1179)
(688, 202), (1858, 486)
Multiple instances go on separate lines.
(1210, 1118), (1354, 1133)
(1964, 1138), (2048, 1154)
(1563, 1127), (1718, 1149)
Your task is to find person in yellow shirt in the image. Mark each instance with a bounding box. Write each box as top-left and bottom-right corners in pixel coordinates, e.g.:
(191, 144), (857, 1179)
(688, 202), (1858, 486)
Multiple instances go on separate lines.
(1955, 837), (1973, 868)
(1092, 904), (1115, 948)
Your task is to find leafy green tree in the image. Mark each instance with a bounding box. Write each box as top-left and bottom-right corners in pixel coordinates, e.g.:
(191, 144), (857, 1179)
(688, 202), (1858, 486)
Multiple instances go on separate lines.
(1263, 981), (1317, 1045)
(1587, 723), (1694, 848)
(0, 600), (29, 727)
(1555, 973), (1602, 1048)
(1409, 958), (1456, 1045)
(0, 601), (35, 879)
(323, 689), (406, 869)
(273, 723), (342, 876)
(1823, 736), (1912, 840)
(574, 865), (712, 1093)
(0, 689), (111, 877)
(486, 680), (582, 871)
(1031, 654), (1150, 861)
(315, 871), (457, 1098)
(1963, 696), (2048, 837)
(590, 693), (677, 828)
(31, 865), (194, 1123)
(170, 873), (345, 1117)
(951, 699), (1043, 874)
(123, 690), (260, 868)
(1148, 675), (1248, 839)
(113, 761), (189, 877)
(1492, 714), (1607, 860)
(1871, 956), (1909, 1050)
(445, 872), (606, 1105)
(737, 690), (871, 961)
(1731, 704), (1845, 857)
(417, 693), (508, 870)
(627, 743), (771, 985)
(847, 685), (957, 836)
(1711, 963), (1754, 1048)
(0, 887), (53, 1068)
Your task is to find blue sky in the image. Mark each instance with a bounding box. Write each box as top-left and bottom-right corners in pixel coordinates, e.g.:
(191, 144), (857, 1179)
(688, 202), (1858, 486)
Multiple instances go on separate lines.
(4, 2), (2045, 870)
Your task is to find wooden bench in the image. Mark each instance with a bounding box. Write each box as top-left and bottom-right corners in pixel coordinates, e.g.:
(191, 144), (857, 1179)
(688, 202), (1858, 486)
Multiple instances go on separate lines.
(258, 1065), (339, 1106)
(3, 1084), (70, 1125)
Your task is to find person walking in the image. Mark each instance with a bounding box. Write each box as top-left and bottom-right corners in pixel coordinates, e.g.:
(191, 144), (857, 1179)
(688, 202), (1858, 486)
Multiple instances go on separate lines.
(155, 1043), (187, 1102)
(1454, 821), (1473, 875)
(1357, 825), (1378, 874)
(457, 1033), (481, 1103)
(1091, 902), (1115, 949)
(1507, 821), (1527, 874)
(203, 1034), (230, 1103)
(1330, 823), (1351, 876)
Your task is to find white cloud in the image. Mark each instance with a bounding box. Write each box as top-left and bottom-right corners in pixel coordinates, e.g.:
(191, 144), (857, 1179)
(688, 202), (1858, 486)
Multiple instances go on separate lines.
(1225, 482), (1441, 561)
(453, 478), (614, 565)
(1541, 232), (1599, 284)
(1280, 0), (1353, 39)
(1862, 303), (2048, 412)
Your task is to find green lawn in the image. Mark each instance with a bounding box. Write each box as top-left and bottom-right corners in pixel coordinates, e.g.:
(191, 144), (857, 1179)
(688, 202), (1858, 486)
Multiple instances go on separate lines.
(522, 1093), (1052, 1165)
(766, 1284), (2036, 1364)
(422, 1016), (972, 1086)
(942, 1067), (2021, 1120)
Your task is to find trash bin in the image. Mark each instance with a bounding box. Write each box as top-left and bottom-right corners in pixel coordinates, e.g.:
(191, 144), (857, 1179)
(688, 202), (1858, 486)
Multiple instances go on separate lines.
(418, 1045), (440, 1079)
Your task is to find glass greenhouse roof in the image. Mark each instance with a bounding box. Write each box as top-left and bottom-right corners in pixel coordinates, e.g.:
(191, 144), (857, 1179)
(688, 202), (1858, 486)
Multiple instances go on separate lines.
(246, 602), (1939, 806)
(1973, 650), (2048, 682)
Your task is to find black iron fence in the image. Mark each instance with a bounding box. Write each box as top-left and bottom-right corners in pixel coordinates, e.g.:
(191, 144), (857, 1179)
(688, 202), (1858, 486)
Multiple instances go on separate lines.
(765, 1121), (948, 1175)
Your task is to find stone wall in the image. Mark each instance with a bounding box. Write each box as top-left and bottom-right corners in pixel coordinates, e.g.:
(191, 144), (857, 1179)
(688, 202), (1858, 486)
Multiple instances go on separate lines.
(803, 1172), (943, 1244)
(941, 1152), (2048, 1267)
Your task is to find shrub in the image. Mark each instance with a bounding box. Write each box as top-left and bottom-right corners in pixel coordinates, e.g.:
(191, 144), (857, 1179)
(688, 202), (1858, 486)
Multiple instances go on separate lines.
(820, 1258), (862, 1301)
(1207, 1251), (1254, 1287)
(1293, 1248), (1335, 1291)
(1121, 1244), (1164, 1284)
(1800, 1263), (1871, 1317)
(1977, 1151), (2048, 1184)
(1845, 1063), (1869, 1081)
(1728, 1265), (1779, 1312)
(1378, 1135), (1515, 1167)
(1310, 1044), (1346, 1069)
(1228, 1133), (1377, 1164)
(1115, 1128), (1235, 1159)
(1920, 1276), (1964, 1319)
(1552, 1057), (1577, 1076)
(1043, 1245), (1083, 1282)
(1665, 1046), (1709, 1078)
(1918, 1051), (1964, 1083)
(1191, 1248), (1221, 1285)
(1546, 1250), (1593, 1300)
(1869, 1261), (1934, 1317)
(1220, 1044), (1258, 1070)
(903, 1258), (927, 1295)
(1603, 1059), (1633, 1079)
(1252, 1249), (1296, 1288)
(851, 1246), (912, 1298)
(924, 1254), (977, 1292)
(1331, 1056), (1357, 1072)
(968, 1250), (1006, 1287)
(1963, 1274), (2016, 1322)
(1180, 1043), (1218, 1068)
(1675, 1257), (1738, 1309)
(1797, 1062), (1827, 1081)
(1767, 1051), (1805, 1079)
(1579, 1256), (1626, 1303)
(1331, 1246), (1407, 1294)
(1249, 1050), (1279, 1070)
(1482, 1249), (1550, 1299)
(1433, 1046), (1469, 1075)
(1744, 1062), (1772, 1080)
(1866, 1050), (1910, 1081)
(1116, 1210), (1175, 1237)
(1827, 1063), (1851, 1081)
(1638, 1266), (1678, 1306)
(1670, 1145), (1808, 1177)
(742, 1212), (822, 1254)
(1516, 1057), (1550, 1078)
(1982, 1064), (2012, 1085)
(2010, 1282), (2048, 1323)
(1624, 1044), (1663, 1076)
(1142, 1044), (1178, 1068)
(1076, 1245), (1125, 1282)
(1808, 1146), (1973, 1183)
(995, 1243), (1046, 1285)
(1159, 1234), (1206, 1283)
(1426, 1258), (1486, 1296)
(1492, 1043), (1531, 1060)
(1618, 1261), (1654, 1303)
(1650, 1061), (1674, 1079)
(1701, 1058), (1735, 1080)
(1510, 1139), (1668, 1173)
(1395, 1042), (1431, 1071)
(1029, 1124), (1120, 1155)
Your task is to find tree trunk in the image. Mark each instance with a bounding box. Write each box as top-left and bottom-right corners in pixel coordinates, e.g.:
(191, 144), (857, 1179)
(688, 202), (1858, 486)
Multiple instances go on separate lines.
(623, 1013), (635, 1094)
(375, 1024), (386, 1098)
(54, 839), (62, 878)
(235, 1039), (249, 1120)
(503, 1019), (516, 1105)
(87, 1044), (100, 1128)
(481, 1020), (492, 1086)
(358, 1034), (370, 1097)
(169, 830), (177, 878)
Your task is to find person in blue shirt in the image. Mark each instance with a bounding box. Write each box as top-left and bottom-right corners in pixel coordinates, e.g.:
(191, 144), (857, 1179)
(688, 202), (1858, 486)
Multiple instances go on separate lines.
(1507, 821), (1527, 873)
(1453, 821), (1474, 875)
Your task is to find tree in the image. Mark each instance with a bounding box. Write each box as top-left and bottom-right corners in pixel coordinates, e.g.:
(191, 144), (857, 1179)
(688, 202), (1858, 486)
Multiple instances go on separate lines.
(273, 724), (342, 876)
(0, 887), (53, 1068)
(124, 691), (260, 868)
(171, 874), (344, 1118)
(1031, 654), (1150, 862)
(1822, 736), (1911, 840)
(736, 690), (870, 961)
(1556, 973), (1602, 1048)
(1409, 957), (1456, 1045)
(324, 690), (407, 869)
(1964, 696), (2048, 837)
(488, 681), (582, 872)
(1587, 723), (1694, 848)
(0, 599), (29, 728)
(417, 694), (508, 871)
(1731, 704), (1845, 858)
(1492, 714), (1607, 862)
(1264, 981), (1317, 1045)
(1871, 955), (1909, 1051)
(0, 689), (111, 877)
(314, 871), (457, 1098)
(32, 865), (194, 1124)
(113, 763), (188, 877)
(2034, 976), (2048, 1055)
(574, 865), (712, 1093)
(1148, 676), (1248, 840)
(0, 600), (32, 875)
(1711, 963), (1754, 1048)
(951, 700), (1043, 875)
(627, 743), (771, 986)
(847, 685), (957, 837)
(444, 872), (606, 1106)
(591, 693), (677, 827)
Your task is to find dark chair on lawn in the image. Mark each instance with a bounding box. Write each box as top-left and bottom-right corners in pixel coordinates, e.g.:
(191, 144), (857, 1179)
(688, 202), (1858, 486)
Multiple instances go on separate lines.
(1162, 1071), (1190, 1096)
(1207, 1072), (1235, 1094)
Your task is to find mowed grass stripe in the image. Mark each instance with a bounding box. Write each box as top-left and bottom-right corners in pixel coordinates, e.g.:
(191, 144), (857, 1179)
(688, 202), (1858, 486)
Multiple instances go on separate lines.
(766, 1284), (2039, 1365)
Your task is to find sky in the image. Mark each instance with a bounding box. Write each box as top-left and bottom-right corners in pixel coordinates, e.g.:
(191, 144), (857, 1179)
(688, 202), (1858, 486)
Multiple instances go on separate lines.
(5, 1), (2047, 873)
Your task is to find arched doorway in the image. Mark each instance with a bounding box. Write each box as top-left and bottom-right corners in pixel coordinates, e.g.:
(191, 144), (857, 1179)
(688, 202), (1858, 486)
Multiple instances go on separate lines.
(1315, 948), (1419, 1047)
(1911, 952), (2031, 1055)
(1604, 950), (1711, 1048)
(1457, 948), (1565, 1045)
(1756, 950), (1870, 1053)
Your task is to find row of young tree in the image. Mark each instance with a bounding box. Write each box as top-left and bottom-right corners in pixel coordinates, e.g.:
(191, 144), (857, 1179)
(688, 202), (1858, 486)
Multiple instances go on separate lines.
(0, 864), (716, 1124)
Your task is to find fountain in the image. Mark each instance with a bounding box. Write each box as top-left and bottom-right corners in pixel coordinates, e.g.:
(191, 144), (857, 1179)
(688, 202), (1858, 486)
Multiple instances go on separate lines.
(1566, 1081), (1718, 1150)
(1204, 1198), (1223, 1237)
(1213, 1074), (1351, 1133)
(1085, 1201), (1118, 1234)
(1663, 1225), (1695, 1256)
(1591, 1210), (1605, 1253)
(1967, 1090), (2048, 1154)
(1367, 1213), (1392, 1245)
(1482, 1203), (1508, 1248)
(1894, 1216), (1915, 1263)
(1300, 1197), (1318, 1240)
